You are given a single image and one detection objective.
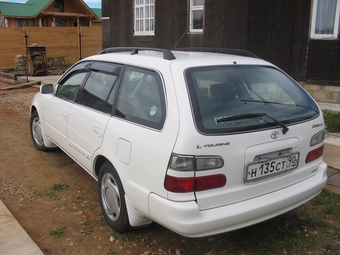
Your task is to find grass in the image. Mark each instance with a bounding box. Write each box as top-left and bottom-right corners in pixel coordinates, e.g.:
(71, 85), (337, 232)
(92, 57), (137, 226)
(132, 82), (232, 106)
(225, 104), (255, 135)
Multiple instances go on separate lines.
(43, 190), (61, 201)
(108, 231), (134, 242)
(96, 218), (106, 226)
(323, 109), (340, 132)
(51, 183), (69, 191)
(37, 183), (69, 200)
(312, 188), (340, 219)
(49, 227), (66, 237)
(210, 188), (340, 254)
(76, 195), (87, 201)
(165, 188), (340, 255)
(0, 69), (16, 73)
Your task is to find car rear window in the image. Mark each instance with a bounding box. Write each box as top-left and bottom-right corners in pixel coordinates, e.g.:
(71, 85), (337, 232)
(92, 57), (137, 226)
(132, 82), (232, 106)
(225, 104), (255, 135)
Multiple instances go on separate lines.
(185, 66), (319, 134)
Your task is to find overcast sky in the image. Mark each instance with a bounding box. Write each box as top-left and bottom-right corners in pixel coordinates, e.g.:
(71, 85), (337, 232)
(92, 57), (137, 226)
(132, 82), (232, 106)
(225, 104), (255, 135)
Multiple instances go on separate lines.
(0, 0), (101, 8)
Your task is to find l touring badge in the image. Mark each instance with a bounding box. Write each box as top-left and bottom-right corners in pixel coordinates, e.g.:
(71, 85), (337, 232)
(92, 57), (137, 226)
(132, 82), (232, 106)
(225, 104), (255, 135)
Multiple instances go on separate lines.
(197, 142), (230, 149)
(271, 131), (280, 139)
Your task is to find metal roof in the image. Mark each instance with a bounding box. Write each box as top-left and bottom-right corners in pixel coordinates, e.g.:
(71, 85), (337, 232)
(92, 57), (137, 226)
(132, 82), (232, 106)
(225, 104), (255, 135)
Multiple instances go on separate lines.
(91, 8), (101, 20)
(0, 0), (101, 19)
(0, 0), (51, 18)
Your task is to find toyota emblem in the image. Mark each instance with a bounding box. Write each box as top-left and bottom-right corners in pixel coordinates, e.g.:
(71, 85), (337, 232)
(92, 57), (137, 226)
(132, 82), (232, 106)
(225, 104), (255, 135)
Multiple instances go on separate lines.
(271, 131), (279, 139)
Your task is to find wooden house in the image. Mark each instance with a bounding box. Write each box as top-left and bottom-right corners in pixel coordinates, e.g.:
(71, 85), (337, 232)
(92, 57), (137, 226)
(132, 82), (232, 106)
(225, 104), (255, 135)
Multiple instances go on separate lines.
(0, 0), (101, 28)
(102, 0), (340, 103)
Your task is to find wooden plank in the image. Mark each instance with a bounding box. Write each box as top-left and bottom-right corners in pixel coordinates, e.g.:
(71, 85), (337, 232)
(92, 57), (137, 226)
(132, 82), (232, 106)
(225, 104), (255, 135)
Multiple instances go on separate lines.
(0, 28), (26, 69)
(0, 81), (41, 91)
(81, 27), (103, 58)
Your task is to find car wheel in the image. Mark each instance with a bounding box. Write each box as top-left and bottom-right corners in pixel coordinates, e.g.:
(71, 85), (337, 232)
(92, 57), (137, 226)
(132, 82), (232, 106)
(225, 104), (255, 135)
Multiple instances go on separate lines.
(30, 111), (49, 151)
(98, 161), (130, 232)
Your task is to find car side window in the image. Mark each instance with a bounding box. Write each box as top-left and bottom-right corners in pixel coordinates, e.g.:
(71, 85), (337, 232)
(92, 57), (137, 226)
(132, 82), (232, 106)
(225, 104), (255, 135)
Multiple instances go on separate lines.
(56, 62), (91, 102)
(79, 70), (118, 113)
(115, 67), (166, 130)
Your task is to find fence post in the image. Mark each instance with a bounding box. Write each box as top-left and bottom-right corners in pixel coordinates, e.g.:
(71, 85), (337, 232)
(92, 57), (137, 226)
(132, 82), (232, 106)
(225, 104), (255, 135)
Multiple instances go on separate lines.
(78, 27), (82, 60)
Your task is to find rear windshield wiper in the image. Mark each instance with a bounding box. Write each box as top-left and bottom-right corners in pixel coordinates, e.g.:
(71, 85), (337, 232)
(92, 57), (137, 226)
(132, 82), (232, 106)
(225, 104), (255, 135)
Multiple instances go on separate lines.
(216, 113), (289, 134)
(241, 99), (318, 113)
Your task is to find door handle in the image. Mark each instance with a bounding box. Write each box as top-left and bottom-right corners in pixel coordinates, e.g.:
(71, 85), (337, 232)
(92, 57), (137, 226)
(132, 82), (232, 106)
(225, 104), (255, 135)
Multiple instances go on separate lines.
(92, 127), (102, 137)
(61, 111), (67, 118)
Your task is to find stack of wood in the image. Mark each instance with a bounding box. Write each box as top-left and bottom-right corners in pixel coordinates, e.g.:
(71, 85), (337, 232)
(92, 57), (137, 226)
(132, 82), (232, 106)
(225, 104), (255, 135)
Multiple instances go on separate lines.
(30, 52), (47, 76)
(26, 46), (47, 76)
(14, 55), (26, 72)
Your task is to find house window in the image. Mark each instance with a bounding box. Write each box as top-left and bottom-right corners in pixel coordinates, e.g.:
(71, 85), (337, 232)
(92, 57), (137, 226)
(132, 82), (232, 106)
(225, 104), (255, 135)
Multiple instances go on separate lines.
(189, 0), (204, 33)
(311, 0), (340, 39)
(134, 0), (155, 36)
(53, 0), (64, 12)
(56, 19), (67, 27)
(16, 19), (28, 27)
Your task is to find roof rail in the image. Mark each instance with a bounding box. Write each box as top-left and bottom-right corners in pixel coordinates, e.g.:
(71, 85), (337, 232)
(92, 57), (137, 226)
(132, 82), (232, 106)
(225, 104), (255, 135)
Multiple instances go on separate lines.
(98, 47), (176, 60)
(175, 47), (259, 58)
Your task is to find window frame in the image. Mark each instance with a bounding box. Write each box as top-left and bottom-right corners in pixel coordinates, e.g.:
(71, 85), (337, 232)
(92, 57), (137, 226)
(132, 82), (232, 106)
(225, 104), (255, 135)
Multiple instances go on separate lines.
(78, 70), (119, 113)
(55, 62), (92, 102)
(310, 0), (340, 39)
(189, 0), (204, 33)
(75, 62), (123, 114)
(134, 0), (155, 36)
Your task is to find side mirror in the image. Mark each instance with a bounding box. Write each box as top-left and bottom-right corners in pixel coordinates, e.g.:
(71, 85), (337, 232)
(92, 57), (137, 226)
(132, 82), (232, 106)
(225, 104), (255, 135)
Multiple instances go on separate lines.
(40, 84), (54, 94)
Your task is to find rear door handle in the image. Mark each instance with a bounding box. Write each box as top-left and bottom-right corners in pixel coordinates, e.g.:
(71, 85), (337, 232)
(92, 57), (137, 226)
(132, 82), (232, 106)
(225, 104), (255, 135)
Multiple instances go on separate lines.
(61, 111), (67, 118)
(92, 127), (102, 137)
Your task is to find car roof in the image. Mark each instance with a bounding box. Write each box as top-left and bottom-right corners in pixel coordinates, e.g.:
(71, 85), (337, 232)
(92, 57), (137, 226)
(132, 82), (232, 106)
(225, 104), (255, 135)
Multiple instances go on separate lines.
(82, 47), (274, 70)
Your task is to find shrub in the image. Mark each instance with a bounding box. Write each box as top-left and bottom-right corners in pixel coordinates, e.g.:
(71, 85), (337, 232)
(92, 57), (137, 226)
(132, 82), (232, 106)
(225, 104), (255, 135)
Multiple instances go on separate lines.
(323, 110), (340, 132)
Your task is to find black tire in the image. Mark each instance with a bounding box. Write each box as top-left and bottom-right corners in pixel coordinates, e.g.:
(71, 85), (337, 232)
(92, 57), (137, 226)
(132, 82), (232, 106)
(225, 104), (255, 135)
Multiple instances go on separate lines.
(98, 161), (130, 232)
(30, 111), (49, 151)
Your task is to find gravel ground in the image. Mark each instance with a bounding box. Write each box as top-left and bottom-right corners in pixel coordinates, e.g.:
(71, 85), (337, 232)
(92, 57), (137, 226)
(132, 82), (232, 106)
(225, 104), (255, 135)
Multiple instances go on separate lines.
(0, 176), (34, 203)
(0, 88), (37, 202)
(0, 90), (36, 118)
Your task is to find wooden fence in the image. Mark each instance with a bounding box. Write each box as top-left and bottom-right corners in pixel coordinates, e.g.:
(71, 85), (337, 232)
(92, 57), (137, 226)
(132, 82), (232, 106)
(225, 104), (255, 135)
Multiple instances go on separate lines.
(0, 27), (102, 70)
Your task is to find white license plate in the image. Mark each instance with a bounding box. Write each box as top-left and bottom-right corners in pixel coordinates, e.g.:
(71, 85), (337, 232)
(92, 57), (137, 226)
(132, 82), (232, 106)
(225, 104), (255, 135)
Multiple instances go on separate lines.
(246, 153), (299, 182)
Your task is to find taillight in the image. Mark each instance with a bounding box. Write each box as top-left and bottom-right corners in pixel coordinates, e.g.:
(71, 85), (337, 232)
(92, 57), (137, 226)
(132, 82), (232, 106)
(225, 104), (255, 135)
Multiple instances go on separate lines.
(165, 154), (226, 193)
(310, 130), (325, 146)
(169, 155), (223, 171)
(305, 145), (324, 163)
(164, 176), (195, 193)
(164, 174), (226, 193)
(195, 175), (226, 191)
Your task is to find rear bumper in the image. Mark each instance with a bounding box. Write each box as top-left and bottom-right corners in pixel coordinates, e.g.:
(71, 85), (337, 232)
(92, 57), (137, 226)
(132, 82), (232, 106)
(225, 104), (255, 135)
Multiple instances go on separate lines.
(149, 162), (327, 237)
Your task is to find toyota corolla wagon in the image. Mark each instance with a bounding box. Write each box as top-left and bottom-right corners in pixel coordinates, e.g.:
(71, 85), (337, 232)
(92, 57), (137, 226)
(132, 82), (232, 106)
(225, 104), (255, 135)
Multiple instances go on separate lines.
(30, 47), (327, 237)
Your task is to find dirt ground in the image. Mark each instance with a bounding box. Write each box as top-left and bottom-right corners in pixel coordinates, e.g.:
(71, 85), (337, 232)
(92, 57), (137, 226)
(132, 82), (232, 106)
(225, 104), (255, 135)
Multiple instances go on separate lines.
(0, 85), (339, 255)
(0, 86), (187, 255)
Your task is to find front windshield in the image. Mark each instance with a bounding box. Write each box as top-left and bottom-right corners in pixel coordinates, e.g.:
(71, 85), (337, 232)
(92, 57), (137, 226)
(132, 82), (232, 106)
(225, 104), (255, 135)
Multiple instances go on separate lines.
(185, 66), (319, 134)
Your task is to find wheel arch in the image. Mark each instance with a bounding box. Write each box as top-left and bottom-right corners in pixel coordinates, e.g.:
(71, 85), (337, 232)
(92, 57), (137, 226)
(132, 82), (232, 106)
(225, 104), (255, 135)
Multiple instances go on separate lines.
(94, 155), (109, 180)
(30, 107), (56, 149)
(95, 156), (152, 228)
(30, 105), (37, 114)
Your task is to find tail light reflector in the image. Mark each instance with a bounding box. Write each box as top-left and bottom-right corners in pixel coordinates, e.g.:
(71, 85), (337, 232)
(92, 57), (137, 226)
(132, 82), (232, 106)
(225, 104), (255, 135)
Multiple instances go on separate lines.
(305, 145), (324, 163)
(164, 174), (226, 193)
(164, 176), (195, 193)
(195, 174), (226, 191)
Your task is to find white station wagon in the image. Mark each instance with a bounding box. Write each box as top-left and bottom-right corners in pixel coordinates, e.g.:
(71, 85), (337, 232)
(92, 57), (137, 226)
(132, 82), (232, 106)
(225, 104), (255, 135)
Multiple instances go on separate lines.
(30, 47), (327, 237)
